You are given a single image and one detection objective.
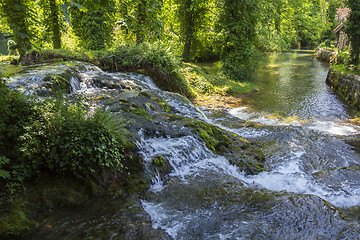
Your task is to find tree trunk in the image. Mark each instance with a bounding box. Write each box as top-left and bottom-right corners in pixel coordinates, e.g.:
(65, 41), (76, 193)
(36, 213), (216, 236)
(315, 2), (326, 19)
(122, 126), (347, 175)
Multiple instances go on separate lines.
(350, 39), (359, 64)
(136, 1), (146, 45)
(49, 0), (61, 49)
(182, 0), (193, 62)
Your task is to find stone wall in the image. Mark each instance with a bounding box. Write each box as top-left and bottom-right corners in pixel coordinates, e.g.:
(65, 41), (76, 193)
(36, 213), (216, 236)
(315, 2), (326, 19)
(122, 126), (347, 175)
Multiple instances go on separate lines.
(315, 47), (337, 63)
(326, 68), (360, 109)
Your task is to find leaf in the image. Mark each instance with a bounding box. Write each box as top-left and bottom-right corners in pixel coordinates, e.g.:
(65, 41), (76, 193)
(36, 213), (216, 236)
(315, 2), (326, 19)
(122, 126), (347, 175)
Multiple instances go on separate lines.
(70, 0), (87, 12)
(0, 169), (10, 179)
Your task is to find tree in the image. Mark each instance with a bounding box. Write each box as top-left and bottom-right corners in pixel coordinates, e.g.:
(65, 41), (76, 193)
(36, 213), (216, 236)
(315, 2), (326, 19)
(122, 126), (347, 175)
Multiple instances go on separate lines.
(174, 0), (209, 62)
(346, 0), (360, 64)
(117, 0), (163, 45)
(69, 0), (116, 50)
(216, 0), (260, 81)
(0, 0), (36, 60)
(38, 0), (64, 49)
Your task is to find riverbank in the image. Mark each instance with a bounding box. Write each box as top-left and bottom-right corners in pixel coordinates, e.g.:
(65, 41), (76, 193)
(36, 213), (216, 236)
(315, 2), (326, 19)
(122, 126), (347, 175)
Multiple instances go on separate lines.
(326, 65), (360, 110)
(180, 62), (258, 108)
(315, 47), (360, 112)
(314, 47), (337, 63)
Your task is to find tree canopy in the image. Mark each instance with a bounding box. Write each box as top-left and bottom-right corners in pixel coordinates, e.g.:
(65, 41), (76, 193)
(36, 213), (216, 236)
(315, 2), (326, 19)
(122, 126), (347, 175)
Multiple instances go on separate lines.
(0, 0), (349, 79)
(345, 0), (360, 64)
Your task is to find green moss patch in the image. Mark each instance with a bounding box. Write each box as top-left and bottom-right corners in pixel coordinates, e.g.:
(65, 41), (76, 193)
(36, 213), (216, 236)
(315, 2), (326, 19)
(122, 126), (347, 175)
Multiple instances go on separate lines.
(175, 118), (264, 175)
(0, 199), (37, 239)
(185, 120), (233, 154)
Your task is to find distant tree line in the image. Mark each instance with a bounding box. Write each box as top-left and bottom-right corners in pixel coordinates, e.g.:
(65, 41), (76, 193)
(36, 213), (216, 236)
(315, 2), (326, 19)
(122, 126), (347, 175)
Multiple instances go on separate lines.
(1, 0), (357, 80)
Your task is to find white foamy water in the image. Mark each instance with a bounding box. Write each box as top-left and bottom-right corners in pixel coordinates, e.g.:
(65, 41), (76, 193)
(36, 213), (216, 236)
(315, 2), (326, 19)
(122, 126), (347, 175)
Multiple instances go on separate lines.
(229, 107), (359, 136)
(137, 133), (243, 188)
(308, 121), (358, 135)
(157, 91), (207, 120)
(141, 200), (194, 239)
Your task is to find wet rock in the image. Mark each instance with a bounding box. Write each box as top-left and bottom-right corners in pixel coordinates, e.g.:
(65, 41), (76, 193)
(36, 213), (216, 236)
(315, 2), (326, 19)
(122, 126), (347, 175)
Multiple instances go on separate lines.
(314, 47), (337, 63)
(25, 197), (171, 240)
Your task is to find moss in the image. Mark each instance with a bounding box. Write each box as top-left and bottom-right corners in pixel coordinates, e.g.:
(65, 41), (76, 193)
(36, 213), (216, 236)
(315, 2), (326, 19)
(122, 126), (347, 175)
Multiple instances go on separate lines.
(130, 108), (153, 121)
(26, 175), (104, 209)
(185, 120), (232, 154)
(0, 199), (37, 239)
(44, 75), (71, 94)
(118, 101), (153, 121)
(152, 155), (166, 167)
(327, 68), (360, 110)
(151, 155), (172, 175)
(125, 174), (148, 194)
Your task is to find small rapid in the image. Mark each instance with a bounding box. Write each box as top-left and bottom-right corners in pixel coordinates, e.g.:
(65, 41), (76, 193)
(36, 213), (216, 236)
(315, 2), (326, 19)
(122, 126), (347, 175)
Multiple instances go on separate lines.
(138, 51), (360, 238)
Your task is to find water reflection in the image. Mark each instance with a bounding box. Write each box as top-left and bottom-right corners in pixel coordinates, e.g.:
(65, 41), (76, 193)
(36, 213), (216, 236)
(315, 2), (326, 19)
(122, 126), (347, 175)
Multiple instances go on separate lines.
(243, 51), (349, 120)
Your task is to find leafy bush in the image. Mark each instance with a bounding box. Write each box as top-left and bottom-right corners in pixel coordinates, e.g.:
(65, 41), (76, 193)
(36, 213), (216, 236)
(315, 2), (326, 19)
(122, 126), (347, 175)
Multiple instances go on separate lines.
(0, 85), (37, 163)
(19, 98), (127, 177)
(337, 51), (350, 65)
(0, 86), (128, 182)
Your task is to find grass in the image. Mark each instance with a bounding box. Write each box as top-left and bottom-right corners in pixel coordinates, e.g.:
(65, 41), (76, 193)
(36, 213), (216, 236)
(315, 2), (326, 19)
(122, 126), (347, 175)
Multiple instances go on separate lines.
(331, 64), (360, 75)
(0, 55), (17, 63)
(181, 61), (258, 97)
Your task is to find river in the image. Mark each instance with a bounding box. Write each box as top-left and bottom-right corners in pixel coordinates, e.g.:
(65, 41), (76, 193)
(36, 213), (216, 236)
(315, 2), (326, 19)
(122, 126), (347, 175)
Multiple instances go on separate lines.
(140, 50), (360, 239)
(7, 51), (360, 239)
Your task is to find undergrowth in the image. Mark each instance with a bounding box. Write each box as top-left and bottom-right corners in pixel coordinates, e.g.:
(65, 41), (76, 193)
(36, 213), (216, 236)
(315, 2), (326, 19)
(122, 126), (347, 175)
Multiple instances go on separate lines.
(181, 61), (258, 97)
(0, 84), (129, 188)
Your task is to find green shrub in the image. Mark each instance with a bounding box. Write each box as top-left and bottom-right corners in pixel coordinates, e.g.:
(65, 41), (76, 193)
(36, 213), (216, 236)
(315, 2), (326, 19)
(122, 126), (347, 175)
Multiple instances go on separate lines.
(0, 85), (37, 163)
(19, 98), (127, 177)
(104, 43), (195, 98)
(0, 85), (128, 182)
(337, 51), (350, 65)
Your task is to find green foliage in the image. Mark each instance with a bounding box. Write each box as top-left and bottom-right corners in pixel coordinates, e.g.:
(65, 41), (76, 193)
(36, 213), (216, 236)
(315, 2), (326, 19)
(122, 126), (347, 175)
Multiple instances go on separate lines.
(117, 0), (163, 45)
(255, 0), (338, 51)
(216, 0), (262, 81)
(19, 98), (126, 176)
(0, 85), (128, 183)
(174, 0), (210, 61)
(38, 0), (64, 49)
(69, 0), (116, 50)
(345, 0), (360, 64)
(0, 156), (10, 179)
(0, 85), (37, 164)
(337, 50), (351, 65)
(0, 0), (37, 59)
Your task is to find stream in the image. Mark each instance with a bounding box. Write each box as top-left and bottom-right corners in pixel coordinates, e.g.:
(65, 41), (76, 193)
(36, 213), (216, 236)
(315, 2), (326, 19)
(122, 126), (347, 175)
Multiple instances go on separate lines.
(140, 51), (360, 239)
(4, 51), (360, 239)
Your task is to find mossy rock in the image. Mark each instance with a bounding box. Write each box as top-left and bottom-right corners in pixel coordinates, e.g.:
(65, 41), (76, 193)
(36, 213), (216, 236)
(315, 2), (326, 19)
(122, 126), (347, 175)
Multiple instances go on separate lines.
(27, 175), (103, 209)
(0, 199), (37, 239)
(43, 74), (71, 94)
(172, 118), (265, 175)
(149, 155), (173, 181)
(183, 119), (248, 154)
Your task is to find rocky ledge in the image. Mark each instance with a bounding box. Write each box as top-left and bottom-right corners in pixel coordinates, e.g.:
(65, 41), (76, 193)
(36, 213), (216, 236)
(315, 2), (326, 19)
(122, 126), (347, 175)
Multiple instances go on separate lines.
(326, 68), (360, 110)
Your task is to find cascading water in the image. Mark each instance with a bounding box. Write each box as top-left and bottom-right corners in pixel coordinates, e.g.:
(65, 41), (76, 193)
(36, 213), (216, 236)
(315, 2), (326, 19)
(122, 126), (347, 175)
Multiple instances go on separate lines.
(4, 53), (360, 239)
(137, 51), (360, 239)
